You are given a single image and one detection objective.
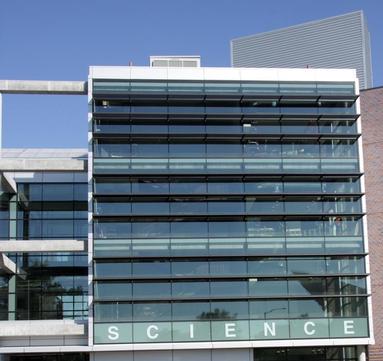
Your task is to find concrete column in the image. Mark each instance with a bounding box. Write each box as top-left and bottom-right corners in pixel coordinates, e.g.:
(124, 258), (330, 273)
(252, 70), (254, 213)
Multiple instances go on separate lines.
(357, 346), (366, 361)
(8, 194), (17, 320)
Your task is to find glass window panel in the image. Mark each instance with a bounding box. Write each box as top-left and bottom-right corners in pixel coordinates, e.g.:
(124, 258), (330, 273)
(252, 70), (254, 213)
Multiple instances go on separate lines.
(322, 178), (361, 194)
(210, 301), (248, 320)
(284, 182), (322, 193)
(132, 222), (169, 238)
(74, 255), (88, 267)
(327, 296), (367, 317)
(248, 258), (286, 276)
(169, 144), (205, 157)
(130, 81), (167, 92)
(282, 142), (319, 158)
(210, 281), (248, 297)
(171, 201), (207, 215)
(94, 282), (132, 300)
(243, 119), (280, 134)
(172, 281), (209, 297)
(74, 220), (88, 238)
(94, 221), (131, 238)
(317, 83), (354, 95)
(42, 220), (74, 238)
(206, 124), (242, 134)
(18, 184), (43, 201)
(94, 143), (130, 157)
(319, 119), (357, 134)
(247, 221), (284, 237)
(249, 299), (288, 319)
(286, 221), (324, 237)
(132, 202), (169, 215)
(288, 278), (326, 296)
(324, 218), (362, 236)
(170, 181), (207, 194)
(42, 184), (73, 201)
(321, 140), (358, 158)
(207, 144), (242, 157)
(170, 125), (206, 133)
(210, 260), (247, 275)
(249, 279), (287, 296)
(132, 181), (169, 194)
(171, 222), (208, 237)
(131, 143), (168, 157)
(0, 220), (9, 238)
(281, 119), (318, 134)
(74, 184), (88, 201)
(94, 261), (131, 278)
(172, 302), (210, 321)
(244, 142), (281, 157)
(326, 257), (365, 274)
(279, 83), (316, 94)
(246, 199), (283, 213)
(132, 261), (171, 276)
(172, 261), (208, 276)
(131, 124), (168, 134)
(133, 303), (171, 321)
(207, 182), (244, 194)
(205, 82), (241, 93)
(94, 302), (132, 322)
(327, 277), (366, 295)
(95, 180), (131, 194)
(210, 221), (246, 237)
(245, 181), (282, 194)
(133, 282), (171, 299)
(241, 82), (279, 94)
(289, 299), (325, 318)
(287, 258), (326, 275)
(209, 201), (244, 214)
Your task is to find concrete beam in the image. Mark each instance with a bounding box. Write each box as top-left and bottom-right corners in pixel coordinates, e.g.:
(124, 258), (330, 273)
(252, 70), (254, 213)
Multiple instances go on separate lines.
(0, 254), (17, 274)
(0, 320), (85, 337)
(0, 240), (86, 253)
(0, 158), (87, 171)
(0, 173), (17, 193)
(0, 80), (87, 95)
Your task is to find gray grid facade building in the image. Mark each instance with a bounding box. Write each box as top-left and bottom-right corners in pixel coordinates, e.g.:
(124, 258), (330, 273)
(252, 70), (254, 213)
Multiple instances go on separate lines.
(231, 11), (373, 89)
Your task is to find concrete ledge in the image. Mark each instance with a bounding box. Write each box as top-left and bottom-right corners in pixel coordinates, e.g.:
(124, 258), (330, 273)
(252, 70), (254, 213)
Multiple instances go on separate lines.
(0, 80), (87, 95)
(0, 240), (86, 253)
(0, 320), (85, 337)
(0, 254), (17, 274)
(0, 159), (87, 171)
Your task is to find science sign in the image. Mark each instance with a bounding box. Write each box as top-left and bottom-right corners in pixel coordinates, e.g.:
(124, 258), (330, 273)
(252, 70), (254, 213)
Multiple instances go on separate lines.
(94, 318), (368, 344)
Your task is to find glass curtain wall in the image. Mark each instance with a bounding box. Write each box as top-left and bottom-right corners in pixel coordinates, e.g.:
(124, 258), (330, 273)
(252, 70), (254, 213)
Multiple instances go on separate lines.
(91, 79), (367, 346)
(1, 182), (88, 320)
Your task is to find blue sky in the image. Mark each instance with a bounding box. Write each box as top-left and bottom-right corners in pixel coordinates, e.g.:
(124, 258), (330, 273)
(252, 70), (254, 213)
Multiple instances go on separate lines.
(1, 0), (382, 148)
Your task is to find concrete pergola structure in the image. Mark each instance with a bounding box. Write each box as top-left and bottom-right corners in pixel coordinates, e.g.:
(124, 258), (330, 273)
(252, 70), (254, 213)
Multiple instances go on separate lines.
(0, 80), (87, 148)
(0, 81), (88, 341)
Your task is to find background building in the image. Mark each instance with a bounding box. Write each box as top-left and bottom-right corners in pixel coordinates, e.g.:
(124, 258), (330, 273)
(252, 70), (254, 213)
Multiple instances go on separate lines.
(0, 64), (373, 360)
(231, 11), (373, 89)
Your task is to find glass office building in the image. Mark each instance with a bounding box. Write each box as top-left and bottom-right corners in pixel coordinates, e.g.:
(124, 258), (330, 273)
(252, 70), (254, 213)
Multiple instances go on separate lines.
(88, 66), (372, 360)
(0, 65), (373, 361)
